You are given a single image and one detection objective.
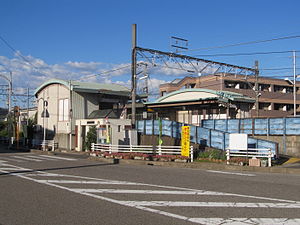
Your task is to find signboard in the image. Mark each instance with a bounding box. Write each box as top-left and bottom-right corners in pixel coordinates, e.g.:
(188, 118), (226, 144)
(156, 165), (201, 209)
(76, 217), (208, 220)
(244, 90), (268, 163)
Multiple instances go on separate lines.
(228, 133), (248, 150)
(181, 126), (190, 157)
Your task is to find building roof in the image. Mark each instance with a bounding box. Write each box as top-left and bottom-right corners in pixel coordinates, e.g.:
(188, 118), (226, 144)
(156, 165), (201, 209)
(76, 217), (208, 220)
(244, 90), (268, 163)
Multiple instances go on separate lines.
(87, 109), (121, 119)
(34, 79), (130, 97)
(146, 88), (255, 106)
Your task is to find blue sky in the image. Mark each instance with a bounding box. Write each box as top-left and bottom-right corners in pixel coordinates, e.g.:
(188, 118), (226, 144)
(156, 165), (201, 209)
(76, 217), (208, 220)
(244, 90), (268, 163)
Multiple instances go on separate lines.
(0, 0), (300, 107)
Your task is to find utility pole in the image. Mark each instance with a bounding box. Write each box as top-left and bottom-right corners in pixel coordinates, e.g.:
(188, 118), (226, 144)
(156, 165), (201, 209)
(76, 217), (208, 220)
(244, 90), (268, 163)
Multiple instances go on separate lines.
(131, 24), (137, 128)
(27, 87), (29, 125)
(254, 60), (259, 118)
(293, 50), (297, 117)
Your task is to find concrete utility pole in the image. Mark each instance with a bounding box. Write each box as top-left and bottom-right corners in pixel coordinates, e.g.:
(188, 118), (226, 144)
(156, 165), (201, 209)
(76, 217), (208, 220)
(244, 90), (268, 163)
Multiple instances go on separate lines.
(131, 24), (137, 128)
(254, 60), (259, 118)
(293, 50), (297, 117)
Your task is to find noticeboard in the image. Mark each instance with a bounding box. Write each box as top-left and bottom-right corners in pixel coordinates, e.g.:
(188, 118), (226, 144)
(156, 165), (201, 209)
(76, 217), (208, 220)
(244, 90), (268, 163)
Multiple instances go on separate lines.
(181, 126), (190, 157)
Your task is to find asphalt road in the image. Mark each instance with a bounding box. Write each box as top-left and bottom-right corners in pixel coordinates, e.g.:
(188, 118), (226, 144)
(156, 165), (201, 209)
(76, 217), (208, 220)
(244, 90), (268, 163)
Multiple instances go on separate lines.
(1, 149), (300, 225)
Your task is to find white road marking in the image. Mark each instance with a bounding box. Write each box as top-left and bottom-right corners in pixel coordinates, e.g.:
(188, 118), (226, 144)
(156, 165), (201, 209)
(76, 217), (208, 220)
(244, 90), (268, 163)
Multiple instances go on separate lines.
(40, 180), (145, 185)
(119, 201), (300, 208)
(72, 188), (237, 195)
(1, 157), (23, 162)
(1, 163), (300, 225)
(0, 167), (21, 170)
(13, 156), (42, 162)
(37, 155), (77, 161)
(189, 218), (300, 225)
(25, 155), (57, 161)
(206, 170), (256, 176)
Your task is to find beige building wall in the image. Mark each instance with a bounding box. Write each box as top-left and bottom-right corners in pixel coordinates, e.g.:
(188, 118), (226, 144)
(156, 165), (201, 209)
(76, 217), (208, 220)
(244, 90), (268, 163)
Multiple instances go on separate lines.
(37, 83), (70, 137)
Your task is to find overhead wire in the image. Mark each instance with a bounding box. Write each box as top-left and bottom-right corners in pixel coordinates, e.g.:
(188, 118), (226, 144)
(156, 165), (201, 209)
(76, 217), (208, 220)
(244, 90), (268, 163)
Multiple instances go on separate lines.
(183, 34), (300, 53)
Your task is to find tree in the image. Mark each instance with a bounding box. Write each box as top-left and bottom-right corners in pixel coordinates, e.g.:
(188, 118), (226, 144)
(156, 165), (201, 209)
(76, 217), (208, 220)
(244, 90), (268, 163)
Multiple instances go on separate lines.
(84, 126), (97, 151)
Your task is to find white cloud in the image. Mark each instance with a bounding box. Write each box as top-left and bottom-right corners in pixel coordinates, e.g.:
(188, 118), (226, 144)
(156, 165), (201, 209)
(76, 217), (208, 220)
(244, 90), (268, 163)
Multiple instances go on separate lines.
(1, 52), (213, 107)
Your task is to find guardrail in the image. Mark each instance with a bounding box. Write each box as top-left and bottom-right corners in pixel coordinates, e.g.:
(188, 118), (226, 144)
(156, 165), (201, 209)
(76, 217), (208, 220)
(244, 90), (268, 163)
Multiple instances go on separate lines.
(32, 139), (58, 151)
(226, 148), (272, 167)
(91, 143), (194, 162)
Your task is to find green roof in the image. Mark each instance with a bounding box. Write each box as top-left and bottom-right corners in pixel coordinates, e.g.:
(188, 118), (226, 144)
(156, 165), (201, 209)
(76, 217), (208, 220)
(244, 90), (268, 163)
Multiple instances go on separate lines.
(34, 79), (130, 97)
(146, 88), (255, 105)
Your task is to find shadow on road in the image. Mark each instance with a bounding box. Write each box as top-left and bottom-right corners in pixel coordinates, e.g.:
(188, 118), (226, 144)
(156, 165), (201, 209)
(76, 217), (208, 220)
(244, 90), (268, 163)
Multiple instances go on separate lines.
(0, 144), (30, 154)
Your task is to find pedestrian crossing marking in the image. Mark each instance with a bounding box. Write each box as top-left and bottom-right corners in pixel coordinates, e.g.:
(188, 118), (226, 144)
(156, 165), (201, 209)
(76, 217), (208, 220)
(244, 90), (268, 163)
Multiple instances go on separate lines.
(0, 154), (77, 163)
(1, 163), (300, 225)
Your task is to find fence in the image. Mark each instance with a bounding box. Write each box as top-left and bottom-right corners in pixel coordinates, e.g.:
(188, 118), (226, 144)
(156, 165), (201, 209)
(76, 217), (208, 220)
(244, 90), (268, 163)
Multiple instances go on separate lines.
(91, 143), (194, 162)
(136, 120), (277, 156)
(32, 139), (58, 151)
(226, 148), (272, 167)
(202, 117), (300, 136)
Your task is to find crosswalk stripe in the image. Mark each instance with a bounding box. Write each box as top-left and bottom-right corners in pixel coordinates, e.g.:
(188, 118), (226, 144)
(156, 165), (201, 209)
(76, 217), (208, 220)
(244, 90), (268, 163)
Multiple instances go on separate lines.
(37, 155), (77, 161)
(25, 155), (57, 161)
(13, 156), (42, 162)
(118, 201), (300, 208)
(0, 157), (23, 162)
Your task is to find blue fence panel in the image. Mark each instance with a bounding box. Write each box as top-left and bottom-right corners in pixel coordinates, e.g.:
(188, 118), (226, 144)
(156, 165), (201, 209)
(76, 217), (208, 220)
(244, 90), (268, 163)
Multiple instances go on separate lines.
(215, 120), (227, 132)
(240, 119), (253, 134)
(256, 139), (277, 156)
(172, 122), (180, 139)
(145, 120), (153, 135)
(162, 120), (172, 136)
(197, 127), (210, 146)
(202, 120), (214, 129)
(247, 137), (257, 149)
(285, 118), (300, 135)
(227, 119), (240, 133)
(137, 120), (144, 133)
(269, 118), (284, 135)
(153, 120), (159, 135)
(211, 130), (224, 150)
(190, 125), (196, 143)
(254, 119), (268, 135)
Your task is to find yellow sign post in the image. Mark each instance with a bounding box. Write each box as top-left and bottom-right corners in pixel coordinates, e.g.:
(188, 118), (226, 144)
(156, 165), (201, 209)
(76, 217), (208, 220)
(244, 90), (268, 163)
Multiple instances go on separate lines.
(181, 126), (190, 157)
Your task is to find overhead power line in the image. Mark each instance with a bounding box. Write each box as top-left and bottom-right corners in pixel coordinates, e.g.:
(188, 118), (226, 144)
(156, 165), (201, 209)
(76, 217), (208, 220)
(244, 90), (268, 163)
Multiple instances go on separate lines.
(194, 50), (299, 57)
(185, 34), (300, 53)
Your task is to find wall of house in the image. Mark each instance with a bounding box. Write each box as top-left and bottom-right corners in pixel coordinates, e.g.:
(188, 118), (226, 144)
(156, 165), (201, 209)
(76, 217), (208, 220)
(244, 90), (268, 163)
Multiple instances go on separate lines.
(37, 83), (70, 137)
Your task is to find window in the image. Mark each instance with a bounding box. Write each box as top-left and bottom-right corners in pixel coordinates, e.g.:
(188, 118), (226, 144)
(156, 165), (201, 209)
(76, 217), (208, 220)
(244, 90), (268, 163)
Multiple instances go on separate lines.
(59, 99), (69, 121)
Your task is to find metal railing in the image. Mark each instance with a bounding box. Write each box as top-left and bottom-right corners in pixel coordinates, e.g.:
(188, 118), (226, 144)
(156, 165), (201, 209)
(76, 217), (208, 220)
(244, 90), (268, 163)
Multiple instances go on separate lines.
(226, 148), (272, 167)
(91, 143), (194, 162)
(32, 139), (58, 151)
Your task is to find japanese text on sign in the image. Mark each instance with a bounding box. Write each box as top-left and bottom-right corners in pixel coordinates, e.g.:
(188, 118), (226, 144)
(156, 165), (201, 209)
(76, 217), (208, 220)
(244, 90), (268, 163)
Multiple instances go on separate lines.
(181, 126), (190, 157)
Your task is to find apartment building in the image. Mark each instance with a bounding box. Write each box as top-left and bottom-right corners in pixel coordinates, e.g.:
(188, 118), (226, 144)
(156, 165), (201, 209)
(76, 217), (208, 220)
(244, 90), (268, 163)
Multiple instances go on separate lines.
(160, 74), (300, 118)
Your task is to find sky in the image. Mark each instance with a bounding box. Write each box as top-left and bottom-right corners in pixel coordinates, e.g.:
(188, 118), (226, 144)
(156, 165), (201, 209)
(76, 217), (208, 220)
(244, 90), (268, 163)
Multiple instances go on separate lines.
(0, 0), (300, 108)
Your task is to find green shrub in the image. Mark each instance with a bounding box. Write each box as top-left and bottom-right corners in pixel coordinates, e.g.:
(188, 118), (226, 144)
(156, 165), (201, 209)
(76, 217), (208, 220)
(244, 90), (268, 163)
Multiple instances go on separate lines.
(197, 148), (226, 160)
(84, 126), (97, 151)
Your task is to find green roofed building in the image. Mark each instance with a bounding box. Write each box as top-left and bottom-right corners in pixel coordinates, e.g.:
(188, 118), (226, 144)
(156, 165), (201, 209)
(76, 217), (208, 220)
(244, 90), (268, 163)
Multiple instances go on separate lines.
(145, 88), (255, 125)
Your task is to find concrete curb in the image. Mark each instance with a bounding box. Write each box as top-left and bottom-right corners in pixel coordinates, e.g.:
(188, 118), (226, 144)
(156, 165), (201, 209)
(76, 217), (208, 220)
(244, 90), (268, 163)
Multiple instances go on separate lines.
(29, 149), (300, 175)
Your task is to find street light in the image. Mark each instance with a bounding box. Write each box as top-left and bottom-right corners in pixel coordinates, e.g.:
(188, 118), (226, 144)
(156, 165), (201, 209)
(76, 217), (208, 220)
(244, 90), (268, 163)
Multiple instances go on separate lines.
(39, 98), (49, 151)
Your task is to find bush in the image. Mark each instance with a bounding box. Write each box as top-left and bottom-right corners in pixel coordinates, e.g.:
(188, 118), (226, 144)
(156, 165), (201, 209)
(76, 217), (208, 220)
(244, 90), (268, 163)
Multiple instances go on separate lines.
(197, 148), (226, 160)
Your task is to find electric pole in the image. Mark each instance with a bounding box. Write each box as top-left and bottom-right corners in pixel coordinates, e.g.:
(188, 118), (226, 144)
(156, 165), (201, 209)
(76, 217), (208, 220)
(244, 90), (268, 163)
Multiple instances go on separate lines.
(131, 24), (137, 128)
(254, 60), (259, 118)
